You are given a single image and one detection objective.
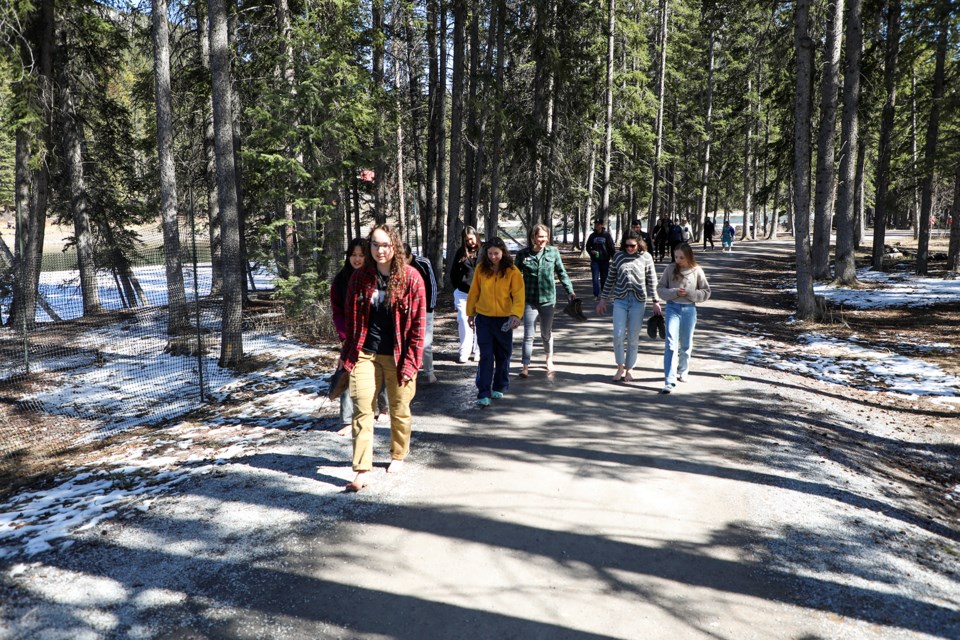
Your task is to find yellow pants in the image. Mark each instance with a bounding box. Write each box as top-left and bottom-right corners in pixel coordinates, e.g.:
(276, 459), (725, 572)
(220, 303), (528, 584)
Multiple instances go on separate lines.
(349, 351), (416, 471)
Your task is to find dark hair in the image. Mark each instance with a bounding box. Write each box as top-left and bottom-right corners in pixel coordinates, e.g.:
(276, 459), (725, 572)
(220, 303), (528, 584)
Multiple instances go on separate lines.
(403, 242), (413, 257)
(478, 237), (515, 277)
(620, 231), (647, 253)
(527, 223), (551, 247)
(343, 237), (366, 271)
(461, 225), (479, 248)
(631, 219), (642, 227)
(365, 224), (408, 304)
(672, 242), (698, 275)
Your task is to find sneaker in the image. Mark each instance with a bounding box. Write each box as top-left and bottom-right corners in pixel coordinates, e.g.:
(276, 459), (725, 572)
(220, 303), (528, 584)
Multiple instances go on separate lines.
(678, 373), (688, 383)
(457, 356), (469, 364)
(491, 391), (504, 399)
(475, 397), (491, 407)
(659, 386), (672, 395)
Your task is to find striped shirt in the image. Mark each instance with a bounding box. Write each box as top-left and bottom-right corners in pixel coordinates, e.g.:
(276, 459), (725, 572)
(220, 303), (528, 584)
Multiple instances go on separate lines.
(600, 250), (661, 303)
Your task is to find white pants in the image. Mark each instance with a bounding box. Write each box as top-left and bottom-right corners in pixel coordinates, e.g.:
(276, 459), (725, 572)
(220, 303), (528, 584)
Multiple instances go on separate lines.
(454, 289), (479, 362)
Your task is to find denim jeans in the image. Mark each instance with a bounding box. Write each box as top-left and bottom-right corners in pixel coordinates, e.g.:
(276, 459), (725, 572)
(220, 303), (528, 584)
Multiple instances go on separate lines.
(611, 297), (646, 370)
(474, 314), (513, 399)
(454, 289), (479, 361)
(663, 301), (698, 385)
(590, 260), (610, 297)
(521, 302), (556, 366)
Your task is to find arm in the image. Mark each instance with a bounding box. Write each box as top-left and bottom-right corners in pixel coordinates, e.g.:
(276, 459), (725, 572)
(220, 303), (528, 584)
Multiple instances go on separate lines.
(508, 267), (525, 323)
(645, 256), (663, 306)
(656, 265), (677, 302)
(689, 268), (712, 303)
(605, 233), (615, 258)
(400, 270), (427, 383)
(466, 269), (481, 318)
(600, 253), (619, 301)
(553, 249), (575, 298)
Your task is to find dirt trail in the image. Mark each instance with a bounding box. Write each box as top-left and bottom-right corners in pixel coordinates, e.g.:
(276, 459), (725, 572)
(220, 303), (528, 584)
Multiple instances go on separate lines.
(2, 240), (958, 640)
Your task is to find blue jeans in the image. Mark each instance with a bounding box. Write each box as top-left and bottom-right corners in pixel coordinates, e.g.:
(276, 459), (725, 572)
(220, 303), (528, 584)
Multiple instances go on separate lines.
(475, 314), (513, 399)
(663, 301), (697, 385)
(522, 302), (556, 366)
(612, 297), (646, 370)
(591, 260), (610, 297)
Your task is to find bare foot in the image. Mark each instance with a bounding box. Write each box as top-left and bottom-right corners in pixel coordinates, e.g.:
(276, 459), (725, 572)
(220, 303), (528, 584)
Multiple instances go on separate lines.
(345, 471), (371, 492)
(336, 424), (351, 437)
(623, 370), (635, 382)
(545, 357), (554, 372)
(519, 366), (529, 378)
(612, 368), (625, 382)
(387, 459), (404, 474)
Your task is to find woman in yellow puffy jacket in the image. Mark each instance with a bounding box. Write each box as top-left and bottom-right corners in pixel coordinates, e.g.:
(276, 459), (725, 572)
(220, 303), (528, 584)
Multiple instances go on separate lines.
(466, 237), (525, 407)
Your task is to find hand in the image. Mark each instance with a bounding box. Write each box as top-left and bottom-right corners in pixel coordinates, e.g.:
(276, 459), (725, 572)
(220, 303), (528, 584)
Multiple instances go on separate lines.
(400, 376), (413, 387)
(508, 315), (521, 330)
(568, 292), (577, 301)
(468, 315), (475, 328)
(677, 287), (687, 298)
(596, 299), (607, 315)
(652, 301), (662, 315)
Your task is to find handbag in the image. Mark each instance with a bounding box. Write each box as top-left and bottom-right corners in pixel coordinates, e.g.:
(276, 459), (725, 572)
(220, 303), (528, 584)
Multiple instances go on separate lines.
(327, 366), (350, 400)
(646, 313), (665, 340)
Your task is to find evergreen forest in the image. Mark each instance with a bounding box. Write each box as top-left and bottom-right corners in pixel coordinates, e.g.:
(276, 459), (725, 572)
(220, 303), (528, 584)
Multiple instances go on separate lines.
(1, 0), (958, 367)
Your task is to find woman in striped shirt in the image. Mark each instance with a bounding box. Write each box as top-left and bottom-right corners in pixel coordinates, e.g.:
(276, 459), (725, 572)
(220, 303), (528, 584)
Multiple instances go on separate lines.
(595, 231), (662, 382)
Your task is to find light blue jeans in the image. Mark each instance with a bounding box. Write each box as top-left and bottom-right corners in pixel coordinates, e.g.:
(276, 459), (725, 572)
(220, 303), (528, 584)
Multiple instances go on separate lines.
(663, 301), (697, 385)
(612, 297), (646, 370)
(522, 302), (556, 366)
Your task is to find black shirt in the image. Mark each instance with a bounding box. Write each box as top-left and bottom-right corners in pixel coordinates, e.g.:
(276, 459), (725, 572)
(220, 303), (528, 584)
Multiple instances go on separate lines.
(362, 271), (395, 356)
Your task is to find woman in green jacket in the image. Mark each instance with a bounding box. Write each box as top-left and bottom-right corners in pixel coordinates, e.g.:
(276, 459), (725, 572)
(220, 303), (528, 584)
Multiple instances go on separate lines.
(515, 223), (577, 377)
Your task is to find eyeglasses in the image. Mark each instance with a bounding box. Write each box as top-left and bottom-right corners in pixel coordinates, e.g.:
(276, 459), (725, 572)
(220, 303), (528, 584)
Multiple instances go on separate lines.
(371, 241), (393, 251)
(625, 243), (638, 249)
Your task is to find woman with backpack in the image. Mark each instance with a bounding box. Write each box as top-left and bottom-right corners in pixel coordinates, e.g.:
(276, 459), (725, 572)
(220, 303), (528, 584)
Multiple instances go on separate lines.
(466, 237), (525, 407)
(596, 231), (662, 382)
(656, 243), (712, 394)
(516, 224), (577, 377)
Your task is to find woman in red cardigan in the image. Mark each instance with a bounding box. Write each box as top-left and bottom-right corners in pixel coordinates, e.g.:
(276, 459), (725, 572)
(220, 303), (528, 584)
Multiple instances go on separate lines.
(340, 224), (426, 491)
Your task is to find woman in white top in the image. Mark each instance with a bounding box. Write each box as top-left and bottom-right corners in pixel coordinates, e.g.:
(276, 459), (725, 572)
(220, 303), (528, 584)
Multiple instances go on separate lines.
(656, 242), (711, 394)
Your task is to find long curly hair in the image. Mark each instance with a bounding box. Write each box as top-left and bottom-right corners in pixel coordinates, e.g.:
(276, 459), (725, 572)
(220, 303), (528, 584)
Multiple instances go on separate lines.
(365, 224), (407, 305)
(478, 237), (515, 277)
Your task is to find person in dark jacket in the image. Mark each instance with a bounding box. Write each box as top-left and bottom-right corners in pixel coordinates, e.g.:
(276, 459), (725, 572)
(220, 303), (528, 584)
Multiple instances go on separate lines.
(331, 238), (388, 436)
(340, 224), (426, 491)
(703, 217), (716, 251)
(585, 218), (616, 299)
(449, 226), (481, 363)
(404, 243), (439, 383)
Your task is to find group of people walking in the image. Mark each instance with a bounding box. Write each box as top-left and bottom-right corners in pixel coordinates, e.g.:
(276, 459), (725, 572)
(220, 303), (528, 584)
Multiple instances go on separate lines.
(331, 219), (712, 490)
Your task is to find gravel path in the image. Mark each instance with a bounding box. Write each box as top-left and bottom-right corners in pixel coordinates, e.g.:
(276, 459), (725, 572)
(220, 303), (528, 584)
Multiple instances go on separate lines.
(1, 240), (958, 639)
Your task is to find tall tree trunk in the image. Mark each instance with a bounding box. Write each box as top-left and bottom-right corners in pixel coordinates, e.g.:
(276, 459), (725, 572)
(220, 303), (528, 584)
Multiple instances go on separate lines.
(870, 0), (901, 269)
(583, 139), (597, 244)
(649, 0), (668, 232)
(696, 30), (715, 236)
(834, 0), (861, 285)
(153, 0), (190, 334)
(742, 76), (753, 242)
(405, 4), (427, 247)
(431, 1), (448, 280)
(916, 15), (946, 276)
(853, 135), (866, 248)
(946, 165), (960, 273)
(600, 0), (615, 219)
(812, 0), (844, 279)
(446, 0), (466, 262)
(209, 0), (244, 367)
(485, 0), (505, 242)
(196, 1), (223, 297)
(276, 0), (297, 276)
(792, 0), (818, 320)
(372, 0), (387, 223)
(60, 30), (101, 315)
(910, 66), (919, 239)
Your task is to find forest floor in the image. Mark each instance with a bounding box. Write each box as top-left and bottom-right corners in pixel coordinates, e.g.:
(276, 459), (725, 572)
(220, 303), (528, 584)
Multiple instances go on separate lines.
(0, 232), (958, 639)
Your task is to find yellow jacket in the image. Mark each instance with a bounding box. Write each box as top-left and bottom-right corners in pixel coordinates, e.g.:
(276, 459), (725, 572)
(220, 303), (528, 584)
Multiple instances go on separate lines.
(466, 265), (525, 318)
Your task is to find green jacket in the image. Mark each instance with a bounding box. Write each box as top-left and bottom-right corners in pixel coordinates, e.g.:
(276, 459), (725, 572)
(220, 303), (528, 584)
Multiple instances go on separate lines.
(516, 245), (575, 306)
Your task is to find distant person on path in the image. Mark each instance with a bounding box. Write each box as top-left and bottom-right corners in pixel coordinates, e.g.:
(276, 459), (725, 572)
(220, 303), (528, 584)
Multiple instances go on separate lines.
(330, 238), (388, 437)
(721, 220), (736, 252)
(467, 237), (524, 407)
(404, 243), (439, 384)
(340, 224), (426, 491)
(667, 219), (685, 261)
(653, 215), (670, 262)
(703, 217), (716, 251)
(586, 218), (616, 299)
(450, 226), (481, 363)
(631, 219), (654, 253)
(680, 217), (693, 244)
(516, 223), (577, 378)
(596, 231), (662, 382)
(657, 243), (711, 394)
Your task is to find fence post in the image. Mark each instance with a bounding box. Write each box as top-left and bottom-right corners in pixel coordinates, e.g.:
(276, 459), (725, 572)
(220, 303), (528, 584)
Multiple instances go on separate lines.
(188, 186), (206, 402)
